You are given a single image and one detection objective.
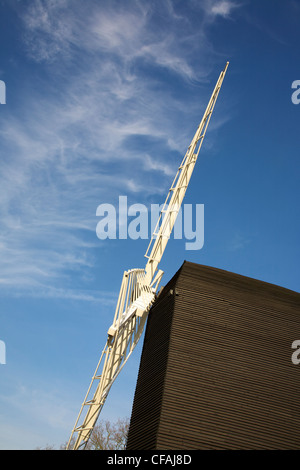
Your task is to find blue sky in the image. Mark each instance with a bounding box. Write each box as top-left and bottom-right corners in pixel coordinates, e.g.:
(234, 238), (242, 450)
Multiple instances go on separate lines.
(0, 0), (299, 449)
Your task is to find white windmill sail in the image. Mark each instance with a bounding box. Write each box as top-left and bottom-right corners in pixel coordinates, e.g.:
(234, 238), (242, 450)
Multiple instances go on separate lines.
(67, 61), (229, 450)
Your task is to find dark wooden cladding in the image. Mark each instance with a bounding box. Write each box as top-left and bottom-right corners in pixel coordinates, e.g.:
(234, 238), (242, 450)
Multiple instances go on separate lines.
(126, 261), (300, 450)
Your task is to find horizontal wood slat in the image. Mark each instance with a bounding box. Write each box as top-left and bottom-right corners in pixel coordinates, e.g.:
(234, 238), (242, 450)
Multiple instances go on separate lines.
(126, 261), (300, 450)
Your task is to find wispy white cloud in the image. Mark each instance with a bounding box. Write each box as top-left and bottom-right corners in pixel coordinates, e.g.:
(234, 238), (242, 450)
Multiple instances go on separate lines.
(143, 154), (176, 177)
(211, 1), (239, 17)
(0, 0), (235, 297)
(21, 0), (79, 62)
(228, 231), (251, 252)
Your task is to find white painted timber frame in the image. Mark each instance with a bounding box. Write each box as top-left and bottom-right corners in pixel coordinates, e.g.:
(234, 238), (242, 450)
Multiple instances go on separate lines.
(67, 62), (229, 450)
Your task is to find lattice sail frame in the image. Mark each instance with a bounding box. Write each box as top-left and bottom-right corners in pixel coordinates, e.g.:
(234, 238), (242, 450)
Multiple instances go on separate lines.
(67, 62), (229, 450)
(67, 268), (163, 450)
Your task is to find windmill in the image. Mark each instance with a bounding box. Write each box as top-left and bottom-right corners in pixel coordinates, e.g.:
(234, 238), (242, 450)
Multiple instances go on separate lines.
(67, 61), (229, 450)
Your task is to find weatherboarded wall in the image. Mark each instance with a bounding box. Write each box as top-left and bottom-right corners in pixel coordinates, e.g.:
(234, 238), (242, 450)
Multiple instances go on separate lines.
(126, 261), (300, 450)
